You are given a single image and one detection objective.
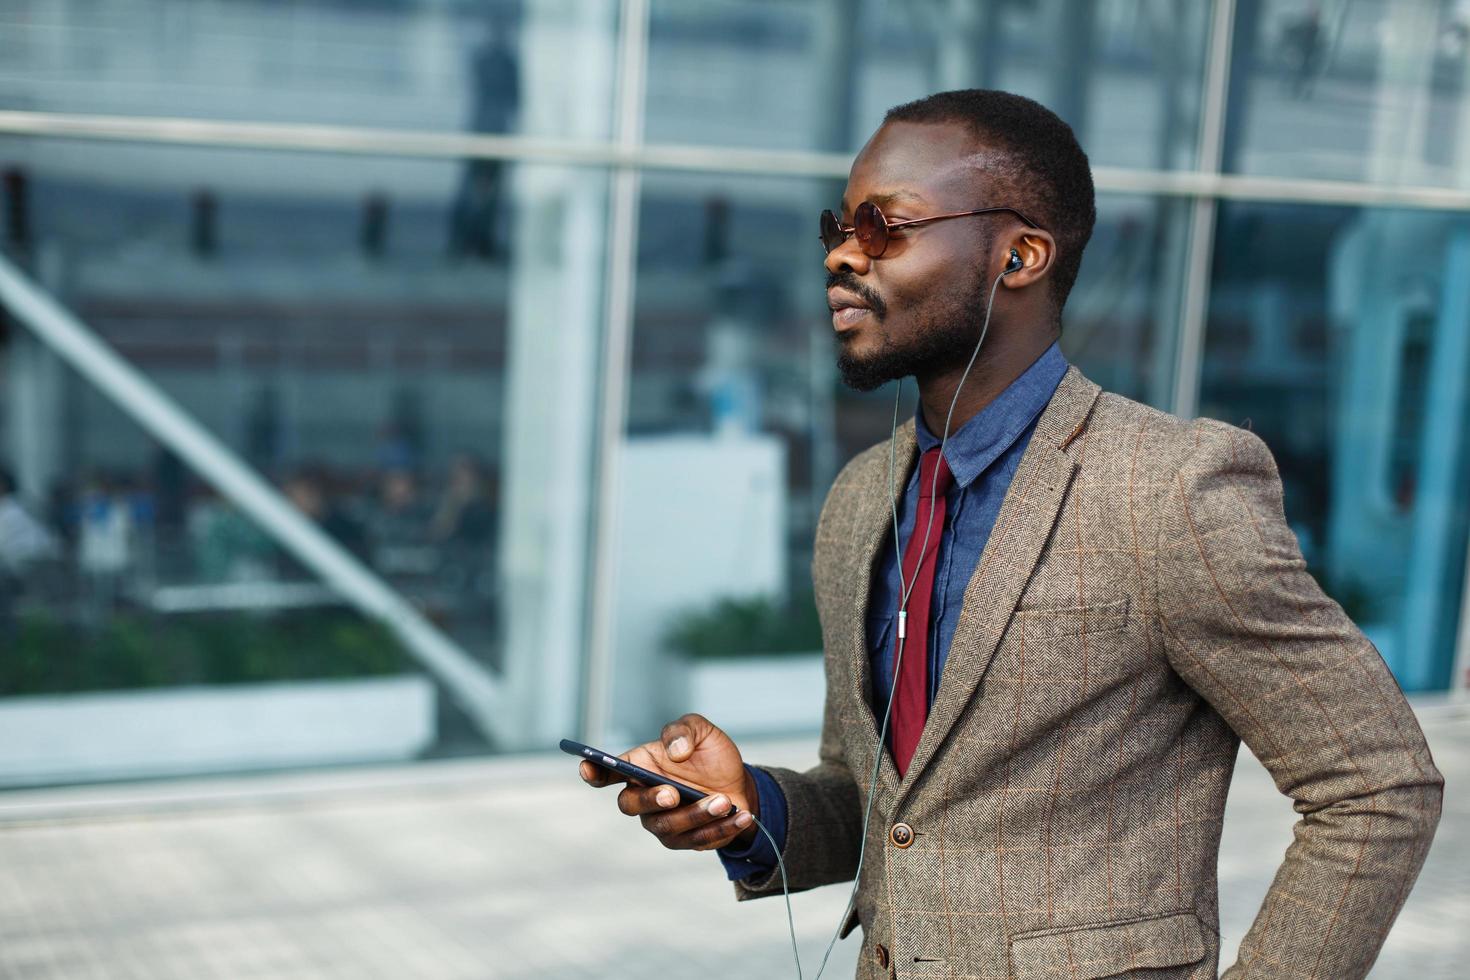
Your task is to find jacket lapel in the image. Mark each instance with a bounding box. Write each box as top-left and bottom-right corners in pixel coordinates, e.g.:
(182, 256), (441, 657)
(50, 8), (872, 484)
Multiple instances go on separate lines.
(842, 416), (917, 795)
(894, 367), (1101, 803)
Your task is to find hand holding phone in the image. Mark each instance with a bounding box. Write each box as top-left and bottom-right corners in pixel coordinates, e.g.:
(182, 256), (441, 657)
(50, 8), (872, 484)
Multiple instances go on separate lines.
(562, 739), (730, 809)
(570, 713), (759, 851)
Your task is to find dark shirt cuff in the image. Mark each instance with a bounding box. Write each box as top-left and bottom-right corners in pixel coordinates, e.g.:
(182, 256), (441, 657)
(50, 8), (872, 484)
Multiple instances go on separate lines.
(716, 764), (788, 881)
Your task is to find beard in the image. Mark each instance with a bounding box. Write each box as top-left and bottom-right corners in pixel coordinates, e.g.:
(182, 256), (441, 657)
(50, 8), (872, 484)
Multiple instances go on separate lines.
(833, 262), (996, 392)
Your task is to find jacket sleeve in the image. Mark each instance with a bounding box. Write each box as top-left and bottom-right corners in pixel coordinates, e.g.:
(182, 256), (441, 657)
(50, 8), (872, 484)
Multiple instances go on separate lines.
(716, 765), (787, 880)
(1156, 420), (1444, 979)
(732, 657), (866, 900)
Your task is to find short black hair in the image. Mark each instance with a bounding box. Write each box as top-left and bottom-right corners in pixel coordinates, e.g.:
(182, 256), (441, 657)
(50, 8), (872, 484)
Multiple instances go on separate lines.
(884, 89), (1096, 312)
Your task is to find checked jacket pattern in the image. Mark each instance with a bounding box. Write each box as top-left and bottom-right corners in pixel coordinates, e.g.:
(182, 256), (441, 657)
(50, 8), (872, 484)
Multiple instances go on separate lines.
(735, 367), (1444, 980)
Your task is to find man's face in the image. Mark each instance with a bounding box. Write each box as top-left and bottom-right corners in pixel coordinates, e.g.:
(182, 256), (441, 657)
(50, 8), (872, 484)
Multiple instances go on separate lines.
(826, 120), (1007, 391)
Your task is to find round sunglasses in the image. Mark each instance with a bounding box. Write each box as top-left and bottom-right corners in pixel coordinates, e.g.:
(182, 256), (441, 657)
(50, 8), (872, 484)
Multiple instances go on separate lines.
(820, 200), (1044, 258)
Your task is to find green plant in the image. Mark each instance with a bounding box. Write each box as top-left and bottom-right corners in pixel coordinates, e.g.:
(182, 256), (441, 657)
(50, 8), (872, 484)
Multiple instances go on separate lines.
(0, 609), (412, 696)
(663, 592), (822, 660)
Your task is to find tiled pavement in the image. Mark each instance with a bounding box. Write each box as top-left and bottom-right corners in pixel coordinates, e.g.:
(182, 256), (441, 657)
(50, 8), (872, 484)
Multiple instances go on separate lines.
(0, 699), (1464, 979)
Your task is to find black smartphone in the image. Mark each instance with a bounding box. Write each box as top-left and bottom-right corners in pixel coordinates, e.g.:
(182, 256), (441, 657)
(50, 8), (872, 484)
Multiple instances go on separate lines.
(560, 738), (736, 812)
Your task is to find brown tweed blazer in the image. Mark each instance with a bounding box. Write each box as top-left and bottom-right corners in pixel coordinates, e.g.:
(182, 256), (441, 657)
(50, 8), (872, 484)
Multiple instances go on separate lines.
(736, 367), (1444, 980)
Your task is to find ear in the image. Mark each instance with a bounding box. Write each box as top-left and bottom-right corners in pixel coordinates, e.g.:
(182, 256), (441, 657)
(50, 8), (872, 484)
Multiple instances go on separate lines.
(1000, 230), (1056, 290)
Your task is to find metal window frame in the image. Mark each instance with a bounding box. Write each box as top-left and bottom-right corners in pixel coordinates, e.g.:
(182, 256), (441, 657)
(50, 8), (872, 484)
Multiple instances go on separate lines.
(582, 0), (650, 744)
(1170, 0), (1235, 422)
(6, 109), (1470, 210)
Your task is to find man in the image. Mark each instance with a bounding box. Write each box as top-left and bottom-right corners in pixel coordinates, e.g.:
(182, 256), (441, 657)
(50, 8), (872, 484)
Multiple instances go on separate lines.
(580, 90), (1444, 979)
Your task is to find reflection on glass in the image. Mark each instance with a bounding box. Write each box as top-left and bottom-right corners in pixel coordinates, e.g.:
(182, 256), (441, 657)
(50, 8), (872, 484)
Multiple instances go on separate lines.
(611, 171), (833, 742)
(645, 0), (1210, 170)
(1223, 0), (1470, 185)
(0, 135), (611, 780)
(0, 0), (612, 142)
(1060, 194), (1190, 408)
(0, 354), (433, 788)
(1200, 202), (1470, 691)
(3, 145), (513, 659)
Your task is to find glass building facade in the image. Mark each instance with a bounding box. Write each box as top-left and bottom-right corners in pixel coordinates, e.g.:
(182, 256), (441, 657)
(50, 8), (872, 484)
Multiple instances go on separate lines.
(0, 0), (1466, 787)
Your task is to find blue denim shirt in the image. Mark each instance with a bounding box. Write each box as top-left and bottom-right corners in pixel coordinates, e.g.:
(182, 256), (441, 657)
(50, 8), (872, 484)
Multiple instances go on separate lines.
(718, 342), (1069, 880)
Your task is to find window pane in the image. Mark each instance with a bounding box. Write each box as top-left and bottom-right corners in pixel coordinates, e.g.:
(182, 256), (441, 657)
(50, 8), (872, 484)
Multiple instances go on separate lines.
(1199, 201), (1470, 691)
(1222, 0), (1470, 186)
(0, 136), (610, 782)
(1061, 193), (1191, 409)
(0, 0), (615, 142)
(609, 171), (830, 743)
(645, 0), (1211, 170)
(0, 351), (437, 787)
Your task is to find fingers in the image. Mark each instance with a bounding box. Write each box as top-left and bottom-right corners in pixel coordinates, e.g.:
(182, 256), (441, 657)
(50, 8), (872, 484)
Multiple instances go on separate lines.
(578, 759), (625, 788)
(621, 744), (666, 775)
(637, 792), (756, 851)
(660, 713), (710, 763)
(616, 781), (681, 816)
(578, 742), (666, 788)
(667, 809), (754, 851)
(574, 721), (754, 852)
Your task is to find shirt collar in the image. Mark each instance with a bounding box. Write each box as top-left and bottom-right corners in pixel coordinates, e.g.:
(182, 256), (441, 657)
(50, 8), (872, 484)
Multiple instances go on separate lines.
(913, 341), (1069, 489)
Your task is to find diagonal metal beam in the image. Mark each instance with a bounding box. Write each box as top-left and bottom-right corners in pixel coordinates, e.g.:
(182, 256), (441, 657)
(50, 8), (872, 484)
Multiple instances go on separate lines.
(0, 253), (504, 741)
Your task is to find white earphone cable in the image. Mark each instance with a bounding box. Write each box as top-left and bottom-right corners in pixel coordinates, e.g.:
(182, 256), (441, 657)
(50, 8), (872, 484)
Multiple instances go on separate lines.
(768, 265), (1010, 979)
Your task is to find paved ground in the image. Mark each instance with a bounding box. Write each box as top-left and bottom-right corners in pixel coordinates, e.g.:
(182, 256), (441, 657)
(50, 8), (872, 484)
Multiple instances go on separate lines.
(0, 699), (1463, 980)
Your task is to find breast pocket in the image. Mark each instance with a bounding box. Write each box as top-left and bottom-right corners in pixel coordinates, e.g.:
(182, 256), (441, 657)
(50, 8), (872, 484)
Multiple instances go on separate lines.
(1011, 597), (1130, 640)
(995, 597), (1140, 706)
(1008, 909), (1207, 979)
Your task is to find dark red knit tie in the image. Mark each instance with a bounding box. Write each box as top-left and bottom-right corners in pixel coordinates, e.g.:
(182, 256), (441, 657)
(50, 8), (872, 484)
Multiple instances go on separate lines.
(890, 446), (953, 778)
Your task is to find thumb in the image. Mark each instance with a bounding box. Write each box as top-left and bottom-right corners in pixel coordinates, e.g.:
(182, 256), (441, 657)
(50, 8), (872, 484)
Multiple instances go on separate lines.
(661, 713), (709, 762)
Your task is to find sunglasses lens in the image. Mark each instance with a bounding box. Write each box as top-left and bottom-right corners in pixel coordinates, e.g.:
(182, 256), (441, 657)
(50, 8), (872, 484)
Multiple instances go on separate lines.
(853, 202), (887, 257)
(819, 210), (844, 253)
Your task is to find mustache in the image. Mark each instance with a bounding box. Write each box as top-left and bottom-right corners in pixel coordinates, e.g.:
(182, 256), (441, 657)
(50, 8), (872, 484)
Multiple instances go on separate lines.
(826, 271), (887, 320)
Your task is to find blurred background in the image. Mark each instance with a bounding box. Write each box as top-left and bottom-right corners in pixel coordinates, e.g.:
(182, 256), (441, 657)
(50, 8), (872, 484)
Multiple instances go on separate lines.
(0, 1), (1466, 977)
